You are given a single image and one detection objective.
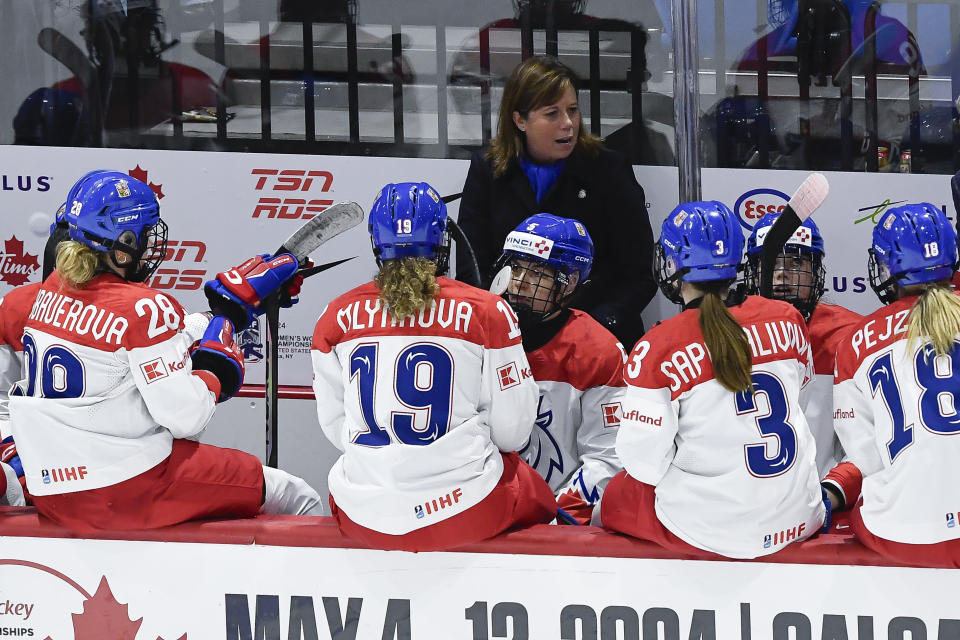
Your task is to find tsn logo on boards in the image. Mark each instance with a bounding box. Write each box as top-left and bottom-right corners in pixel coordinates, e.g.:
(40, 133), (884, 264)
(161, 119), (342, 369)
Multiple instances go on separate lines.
(251, 169), (334, 220)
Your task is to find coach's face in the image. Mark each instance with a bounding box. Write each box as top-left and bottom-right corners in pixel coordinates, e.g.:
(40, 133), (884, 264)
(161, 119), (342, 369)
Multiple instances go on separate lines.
(513, 84), (580, 164)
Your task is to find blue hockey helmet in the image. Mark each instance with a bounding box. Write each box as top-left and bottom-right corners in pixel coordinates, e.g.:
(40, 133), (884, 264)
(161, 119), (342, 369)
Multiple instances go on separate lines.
(493, 213), (594, 325)
(500, 213), (594, 280)
(744, 211), (826, 318)
(13, 88), (89, 146)
(868, 202), (958, 304)
(63, 169), (167, 282)
(656, 201), (744, 304)
(369, 182), (449, 273)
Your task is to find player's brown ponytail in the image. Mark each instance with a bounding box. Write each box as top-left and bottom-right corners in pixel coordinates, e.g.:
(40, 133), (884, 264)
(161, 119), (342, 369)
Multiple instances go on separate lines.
(375, 257), (441, 321)
(906, 284), (960, 358)
(56, 240), (100, 289)
(698, 280), (752, 393)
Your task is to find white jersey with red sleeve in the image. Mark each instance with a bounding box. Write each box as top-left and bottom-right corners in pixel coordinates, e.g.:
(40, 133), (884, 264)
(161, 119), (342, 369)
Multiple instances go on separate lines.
(522, 310), (625, 506)
(311, 276), (538, 535)
(0, 282), (42, 437)
(8, 272), (218, 496)
(617, 296), (825, 558)
(834, 295), (960, 544)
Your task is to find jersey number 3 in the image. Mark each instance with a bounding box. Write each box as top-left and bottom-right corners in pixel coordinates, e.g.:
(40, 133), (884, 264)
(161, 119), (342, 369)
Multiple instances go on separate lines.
(349, 342), (454, 447)
(736, 372), (798, 477)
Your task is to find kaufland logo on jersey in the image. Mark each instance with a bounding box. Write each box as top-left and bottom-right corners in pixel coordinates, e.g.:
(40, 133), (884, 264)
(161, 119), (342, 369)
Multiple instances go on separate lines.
(140, 357), (169, 383)
(504, 231), (553, 258)
(601, 402), (622, 427)
(497, 363), (520, 390)
(734, 188), (789, 230)
(621, 408), (662, 426)
(496, 361), (532, 390)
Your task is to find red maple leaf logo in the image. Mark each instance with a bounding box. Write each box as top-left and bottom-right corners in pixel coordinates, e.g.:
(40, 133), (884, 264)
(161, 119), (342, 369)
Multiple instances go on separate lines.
(71, 577), (143, 640)
(128, 165), (165, 199)
(66, 576), (189, 640)
(1, 235), (40, 286)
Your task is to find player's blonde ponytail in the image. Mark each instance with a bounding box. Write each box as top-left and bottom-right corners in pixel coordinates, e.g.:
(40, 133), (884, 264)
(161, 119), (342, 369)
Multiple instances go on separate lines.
(375, 257), (440, 321)
(698, 281), (752, 393)
(56, 240), (101, 289)
(906, 284), (960, 357)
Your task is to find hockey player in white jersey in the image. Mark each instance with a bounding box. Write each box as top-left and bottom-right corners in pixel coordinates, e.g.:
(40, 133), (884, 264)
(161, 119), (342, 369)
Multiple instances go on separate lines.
(835, 203), (960, 566)
(312, 182), (556, 551)
(602, 200), (825, 559)
(8, 170), (324, 532)
(0, 217), (77, 506)
(745, 213), (863, 517)
(492, 213), (625, 525)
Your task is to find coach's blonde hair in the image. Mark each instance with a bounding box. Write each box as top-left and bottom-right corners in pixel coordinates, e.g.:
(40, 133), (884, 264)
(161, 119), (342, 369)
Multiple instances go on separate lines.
(697, 280), (753, 393)
(905, 283), (960, 358)
(375, 257), (440, 321)
(56, 240), (101, 289)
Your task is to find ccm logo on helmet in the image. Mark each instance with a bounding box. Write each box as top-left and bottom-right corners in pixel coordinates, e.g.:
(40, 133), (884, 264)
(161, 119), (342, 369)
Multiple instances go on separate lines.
(734, 188), (790, 230)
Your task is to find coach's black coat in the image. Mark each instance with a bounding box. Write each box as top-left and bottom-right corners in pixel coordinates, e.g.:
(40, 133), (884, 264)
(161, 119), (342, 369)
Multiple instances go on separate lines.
(455, 145), (657, 349)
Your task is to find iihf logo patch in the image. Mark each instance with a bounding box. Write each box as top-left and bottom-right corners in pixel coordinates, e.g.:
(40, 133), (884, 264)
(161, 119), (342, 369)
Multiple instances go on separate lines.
(947, 513), (955, 528)
(601, 402), (622, 427)
(497, 363), (519, 390)
(414, 505), (424, 519)
(763, 534), (772, 549)
(140, 358), (169, 383)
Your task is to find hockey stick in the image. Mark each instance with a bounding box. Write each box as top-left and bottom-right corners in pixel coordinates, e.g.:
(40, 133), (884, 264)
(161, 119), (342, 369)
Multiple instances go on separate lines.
(37, 27), (103, 147)
(264, 202), (364, 468)
(440, 192), (484, 287)
(758, 173), (830, 298)
(951, 172), (960, 233)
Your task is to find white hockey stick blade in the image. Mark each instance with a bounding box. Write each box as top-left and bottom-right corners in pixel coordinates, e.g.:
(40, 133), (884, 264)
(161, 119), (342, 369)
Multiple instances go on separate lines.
(276, 202), (364, 262)
(489, 265), (511, 295)
(787, 172), (829, 222)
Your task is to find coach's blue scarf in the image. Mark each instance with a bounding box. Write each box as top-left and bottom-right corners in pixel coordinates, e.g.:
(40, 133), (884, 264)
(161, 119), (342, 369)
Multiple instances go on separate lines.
(518, 156), (566, 204)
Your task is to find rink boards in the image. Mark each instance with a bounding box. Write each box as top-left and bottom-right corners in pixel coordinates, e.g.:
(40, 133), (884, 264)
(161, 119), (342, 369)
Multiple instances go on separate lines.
(0, 509), (958, 640)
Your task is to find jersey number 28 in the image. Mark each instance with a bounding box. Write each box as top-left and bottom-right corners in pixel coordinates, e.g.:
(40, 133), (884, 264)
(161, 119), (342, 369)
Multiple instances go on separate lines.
(20, 333), (85, 399)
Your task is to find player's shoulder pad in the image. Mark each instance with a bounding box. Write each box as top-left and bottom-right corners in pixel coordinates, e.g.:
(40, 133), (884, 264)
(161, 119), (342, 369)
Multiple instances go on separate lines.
(448, 279), (523, 350)
(623, 308), (701, 390)
(834, 297), (912, 381)
(103, 279), (188, 349)
(808, 303), (863, 375)
(24, 275), (188, 351)
(0, 282), (44, 347)
(737, 295), (805, 324)
(529, 309), (626, 389)
(311, 281), (379, 353)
